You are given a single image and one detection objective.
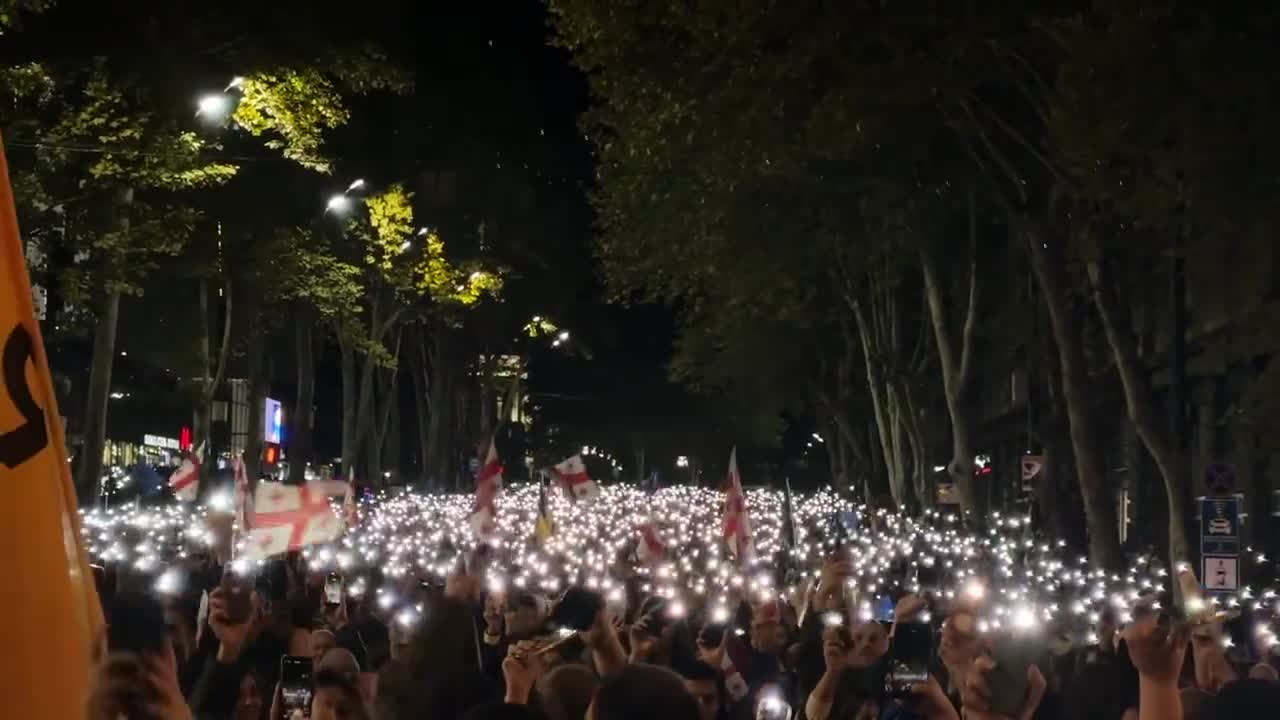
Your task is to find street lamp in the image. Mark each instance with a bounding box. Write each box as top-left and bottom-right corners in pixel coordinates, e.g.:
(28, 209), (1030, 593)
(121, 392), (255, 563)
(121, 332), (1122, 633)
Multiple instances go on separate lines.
(676, 455), (689, 468)
(325, 194), (352, 215)
(195, 94), (233, 121)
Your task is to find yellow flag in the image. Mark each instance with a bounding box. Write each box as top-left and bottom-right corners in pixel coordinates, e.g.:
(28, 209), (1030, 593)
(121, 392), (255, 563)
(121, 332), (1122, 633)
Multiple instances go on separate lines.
(0, 131), (103, 715)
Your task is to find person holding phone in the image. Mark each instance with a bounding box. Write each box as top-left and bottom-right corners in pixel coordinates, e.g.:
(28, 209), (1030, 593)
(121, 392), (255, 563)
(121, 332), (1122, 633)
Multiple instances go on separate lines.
(88, 592), (193, 720)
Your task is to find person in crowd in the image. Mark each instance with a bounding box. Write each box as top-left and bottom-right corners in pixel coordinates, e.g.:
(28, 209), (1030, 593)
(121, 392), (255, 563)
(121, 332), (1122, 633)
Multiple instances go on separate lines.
(88, 647), (194, 720)
(313, 628), (339, 665)
(375, 594), (500, 720)
(677, 661), (727, 720)
(591, 663), (701, 720)
(538, 664), (600, 720)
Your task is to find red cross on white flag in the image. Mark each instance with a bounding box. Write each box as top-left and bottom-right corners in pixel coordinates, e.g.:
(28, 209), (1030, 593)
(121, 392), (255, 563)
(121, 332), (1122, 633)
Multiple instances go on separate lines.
(636, 515), (666, 565)
(722, 447), (753, 565)
(241, 480), (346, 559)
(342, 478), (359, 528)
(470, 439), (503, 538)
(168, 444), (203, 502)
(552, 454), (599, 501)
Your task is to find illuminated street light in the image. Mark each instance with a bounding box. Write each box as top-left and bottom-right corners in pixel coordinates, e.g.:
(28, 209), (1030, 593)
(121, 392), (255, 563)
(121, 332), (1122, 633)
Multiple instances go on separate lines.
(347, 179), (366, 192)
(676, 455), (689, 468)
(398, 240), (412, 253)
(557, 330), (570, 342)
(225, 76), (245, 92)
(325, 194), (352, 214)
(195, 93), (233, 120)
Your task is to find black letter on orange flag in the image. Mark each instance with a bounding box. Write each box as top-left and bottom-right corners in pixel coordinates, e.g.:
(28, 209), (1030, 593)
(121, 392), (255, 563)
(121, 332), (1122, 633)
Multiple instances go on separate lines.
(0, 324), (47, 468)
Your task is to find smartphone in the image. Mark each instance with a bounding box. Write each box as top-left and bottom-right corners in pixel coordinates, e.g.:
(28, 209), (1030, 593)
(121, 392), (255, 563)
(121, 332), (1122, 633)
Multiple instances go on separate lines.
(873, 595), (896, 623)
(987, 635), (1041, 717)
(280, 655), (314, 717)
(755, 687), (793, 720)
(107, 591), (169, 655)
(324, 573), (343, 605)
(885, 622), (932, 696)
(699, 622), (728, 648)
(220, 569), (253, 624)
(550, 587), (604, 631)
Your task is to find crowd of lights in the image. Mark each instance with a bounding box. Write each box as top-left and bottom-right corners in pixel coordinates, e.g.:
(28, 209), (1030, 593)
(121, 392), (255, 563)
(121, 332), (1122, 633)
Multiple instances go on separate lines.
(79, 484), (1280, 653)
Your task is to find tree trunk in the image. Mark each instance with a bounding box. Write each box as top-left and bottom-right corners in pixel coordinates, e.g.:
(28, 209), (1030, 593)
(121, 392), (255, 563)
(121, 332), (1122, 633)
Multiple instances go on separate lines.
(852, 300), (899, 507)
(195, 278), (233, 463)
(194, 278), (211, 459)
(289, 308), (314, 484)
(410, 327), (432, 489)
(77, 288), (121, 503)
(1022, 217), (1123, 568)
(244, 308), (266, 485)
(340, 338), (356, 481)
(369, 328), (403, 487)
(919, 192), (981, 519)
(1088, 259), (1192, 565)
(425, 333), (453, 489)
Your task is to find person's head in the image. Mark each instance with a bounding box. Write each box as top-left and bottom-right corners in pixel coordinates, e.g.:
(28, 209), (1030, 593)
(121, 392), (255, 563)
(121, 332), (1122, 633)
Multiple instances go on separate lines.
(318, 647), (361, 676)
(504, 592), (545, 639)
(1200, 678), (1280, 720)
(750, 602), (787, 657)
(1095, 607), (1119, 652)
(312, 629), (338, 664)
(232, 671), (263, 720)
(1248, 662), (1279, 682)
(460, 701), (548, 720)
(590, 663), (700, 720)
(678, 662), (723, 720)
(311, 667), (369, 720)
(846, 622), (889, 668)
(539, 663), (600, 720)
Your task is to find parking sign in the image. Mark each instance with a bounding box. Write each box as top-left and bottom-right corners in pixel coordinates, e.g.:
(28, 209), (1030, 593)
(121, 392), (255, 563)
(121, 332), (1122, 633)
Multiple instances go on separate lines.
(1202, 555), (1239, 592)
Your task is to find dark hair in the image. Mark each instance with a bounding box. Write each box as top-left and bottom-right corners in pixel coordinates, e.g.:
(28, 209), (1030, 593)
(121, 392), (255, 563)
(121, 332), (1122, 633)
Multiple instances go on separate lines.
(459, 700), (548, 720)
(314, 667), (359, 691)
(374, 597), (499, 720)
(1201, 679), (1280, 720)
(676, 660), (721, 684)
(594, 663), (700, 720)
(539, 664), (599, 720)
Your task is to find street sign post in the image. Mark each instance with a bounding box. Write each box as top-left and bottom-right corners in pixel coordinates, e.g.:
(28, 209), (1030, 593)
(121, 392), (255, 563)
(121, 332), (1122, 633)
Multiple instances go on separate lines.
(1199, 491), (1241, 594)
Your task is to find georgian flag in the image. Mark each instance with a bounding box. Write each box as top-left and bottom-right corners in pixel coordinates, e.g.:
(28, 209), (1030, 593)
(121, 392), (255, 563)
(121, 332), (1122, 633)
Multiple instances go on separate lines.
(722, 447), (754, 565)
(232, 453), (252, 533)
(470, 439), (503, 538)
(342, 479), (359, 528)
(636, 515), (666, 565)
(552, 454), (599, 501)
(168, 444), (203, 502)
(241, 480), (347, 559)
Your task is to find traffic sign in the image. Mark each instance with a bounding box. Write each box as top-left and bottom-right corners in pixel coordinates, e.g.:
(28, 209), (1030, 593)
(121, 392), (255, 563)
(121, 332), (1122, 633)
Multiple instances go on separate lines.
(1200, 495), (1241, 555)
(1204, 462), (1237, 496)
(1200, 496), (1240, 538)
(1202, 555), (1239, 592)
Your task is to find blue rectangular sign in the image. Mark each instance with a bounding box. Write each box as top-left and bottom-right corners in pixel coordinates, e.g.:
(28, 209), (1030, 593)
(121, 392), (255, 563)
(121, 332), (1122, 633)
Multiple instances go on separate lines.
(1200, 496), (1240, 540)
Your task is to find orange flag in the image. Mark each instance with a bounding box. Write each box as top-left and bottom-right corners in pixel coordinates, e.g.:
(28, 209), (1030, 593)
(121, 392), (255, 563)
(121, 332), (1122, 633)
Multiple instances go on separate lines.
(0, 131), (103, 715)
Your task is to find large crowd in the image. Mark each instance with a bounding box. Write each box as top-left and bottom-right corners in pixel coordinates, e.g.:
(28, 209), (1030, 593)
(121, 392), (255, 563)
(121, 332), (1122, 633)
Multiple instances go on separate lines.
(83, 484), (1280, 720)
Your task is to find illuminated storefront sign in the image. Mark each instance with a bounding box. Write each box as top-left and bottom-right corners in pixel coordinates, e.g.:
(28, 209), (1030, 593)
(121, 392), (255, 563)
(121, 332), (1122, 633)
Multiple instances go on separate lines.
(143, 434), (180, 450)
